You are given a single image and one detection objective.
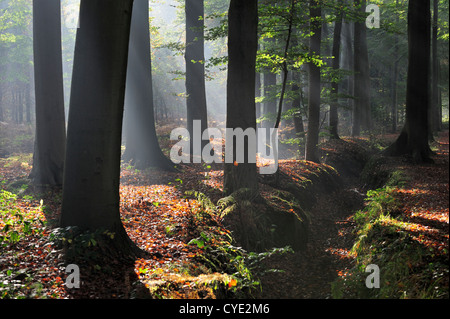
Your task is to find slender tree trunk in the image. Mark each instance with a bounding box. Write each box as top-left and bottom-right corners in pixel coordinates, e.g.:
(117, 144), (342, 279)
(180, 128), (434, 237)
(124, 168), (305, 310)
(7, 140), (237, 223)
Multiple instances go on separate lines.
(305, 0), (321, 163)
(263, 73), (277, 127)
(430, 0), (440, 135)
(329, 14), (343, 140)
(25, 82), (31, 124)
(185, 0), (208, 152)
(390, 0), (399, 133)
(224, 0), (258, 196)
(290, 32), (305, 139)
(123, 0), (175, 171)
(352, 0), (371, 136)
(30, 0), (66, 186)
(61, 0), (140, 255)
(341, 19), (354, 131)
(262, 37), (277, 130)
(0, 85), (3, 122)
(384, 0), (432, 163)
(292, 72), (304, 134)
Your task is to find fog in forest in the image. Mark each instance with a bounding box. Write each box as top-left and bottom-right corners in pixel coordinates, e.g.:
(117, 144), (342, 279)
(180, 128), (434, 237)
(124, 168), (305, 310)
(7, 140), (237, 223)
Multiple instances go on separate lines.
(0, 0), (449, 302)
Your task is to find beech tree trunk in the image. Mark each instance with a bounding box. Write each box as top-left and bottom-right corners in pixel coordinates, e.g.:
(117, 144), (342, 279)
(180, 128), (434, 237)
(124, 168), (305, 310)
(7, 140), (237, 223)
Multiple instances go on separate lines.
(30, 0), (66, 186)
(123, 0), (175, 171)
(352, 0), (371, 136)
(61, 0), (139, 255)
(305, 0), (321, 163)
(384, 0), (432, 163)
(223, 0), (258, 196)
(429, 0), (440, 136)
(329, 14), (342, 140)
(185, 0), (208, 152)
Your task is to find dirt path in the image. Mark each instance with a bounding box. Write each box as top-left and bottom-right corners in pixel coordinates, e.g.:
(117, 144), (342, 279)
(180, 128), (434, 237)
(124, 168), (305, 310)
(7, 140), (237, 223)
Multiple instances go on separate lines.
(258, 130), (449, 299)
(257, 179), (364, 299)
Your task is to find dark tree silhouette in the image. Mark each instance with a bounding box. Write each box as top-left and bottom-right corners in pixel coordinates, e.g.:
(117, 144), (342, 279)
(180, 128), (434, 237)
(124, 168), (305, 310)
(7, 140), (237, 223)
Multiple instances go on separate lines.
(384, 0), (433, 163)
(185, 0), (208, 151)
(329, 13), (343, 140)
(223, 0), (258, 195)
(61, 0), (140, 255)
(123, 0), (175, 171)
(29, 0), (66, 186)
(352, 0), (371, 136)
(305, 0), (321, 163)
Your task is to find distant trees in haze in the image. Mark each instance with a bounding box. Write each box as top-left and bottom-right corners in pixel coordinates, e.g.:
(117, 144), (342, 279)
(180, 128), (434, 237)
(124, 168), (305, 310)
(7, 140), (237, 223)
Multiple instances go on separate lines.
(0, 0), (448, 254)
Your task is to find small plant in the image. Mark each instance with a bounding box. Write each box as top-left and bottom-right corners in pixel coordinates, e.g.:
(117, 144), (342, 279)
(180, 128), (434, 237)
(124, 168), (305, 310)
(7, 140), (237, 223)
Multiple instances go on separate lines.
(0, 190), (46, 248)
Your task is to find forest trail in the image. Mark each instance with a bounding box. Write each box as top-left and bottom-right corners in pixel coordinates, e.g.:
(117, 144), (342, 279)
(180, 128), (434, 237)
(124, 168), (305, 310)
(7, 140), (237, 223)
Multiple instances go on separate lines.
(257, 130), (449, 299)
(0, 130), (448, 299)
(256, 163), (364, 298)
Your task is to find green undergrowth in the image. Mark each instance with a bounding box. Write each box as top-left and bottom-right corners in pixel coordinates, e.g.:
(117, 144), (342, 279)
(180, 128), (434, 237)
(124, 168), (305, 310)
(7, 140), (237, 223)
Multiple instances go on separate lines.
(0, 190), (48, 298)
(331, 173), (448, 299)
(183, 190), (294, 298)
(0, 190), (46, 248)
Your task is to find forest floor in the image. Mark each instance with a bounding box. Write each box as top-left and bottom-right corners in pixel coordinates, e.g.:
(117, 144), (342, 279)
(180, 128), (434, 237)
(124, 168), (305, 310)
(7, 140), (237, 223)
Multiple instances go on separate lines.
(0, 125), (448, 300)
(257, 130), (449, 299)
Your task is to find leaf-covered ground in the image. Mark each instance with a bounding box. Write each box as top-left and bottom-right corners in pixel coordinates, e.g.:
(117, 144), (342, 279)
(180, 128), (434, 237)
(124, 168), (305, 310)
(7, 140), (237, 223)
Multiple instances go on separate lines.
(0, 129), (448, 299)
(256, 130), (449, 299)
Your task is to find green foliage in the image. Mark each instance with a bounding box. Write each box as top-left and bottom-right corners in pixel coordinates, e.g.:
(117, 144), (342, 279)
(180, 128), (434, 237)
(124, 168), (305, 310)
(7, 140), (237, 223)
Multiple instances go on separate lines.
(0, 190), (46, 248)
(332, 186), (448, 299)
(185, 190), (294, 297)
(0, 0), (33, 85)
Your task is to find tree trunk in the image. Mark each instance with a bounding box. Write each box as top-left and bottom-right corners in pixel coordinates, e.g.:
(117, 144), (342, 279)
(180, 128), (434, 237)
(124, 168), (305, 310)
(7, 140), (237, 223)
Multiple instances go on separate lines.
(262, 36), (277, 130)
(341, 19), (354, 130)
(223, 0), (258, 196)
(305, 0), (321, 163)
(429, 0), (440, 136)
(30, 0), (66, 186)
(390, 0), (399, 133)
(123, 0), (175, 171)
(329, 14), (342, 140)
(263, 70), (277, 127)
(61, 0), (140, 255)
(352, 0), (371, 136)
(185, 0), (208, 152)
(384, 0), (432, 163)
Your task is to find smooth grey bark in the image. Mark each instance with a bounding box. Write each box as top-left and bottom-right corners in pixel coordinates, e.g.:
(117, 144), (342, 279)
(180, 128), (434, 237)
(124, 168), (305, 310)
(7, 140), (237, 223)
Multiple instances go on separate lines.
(352, 0), (371, 136)
(185, 0), (208, 151)
(305, 0), (321, 163)
(30, 0), (66, 186)
(384, 0), (432, 163)
(430, 0), (440, 135)
(61, 0), (140, 255)
(123, 0), (175, 171)
(329, 14), (343, 140)
(223, 0), (258, 196)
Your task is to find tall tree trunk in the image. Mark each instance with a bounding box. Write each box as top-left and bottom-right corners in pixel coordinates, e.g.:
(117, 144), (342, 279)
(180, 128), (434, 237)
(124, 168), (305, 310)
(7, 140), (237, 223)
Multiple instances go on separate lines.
(185, 0), (208, 152)
(123, 0), (175, 171)
(430, 0), (440, 135)
(224, 0), (258, 196)
(61, 0), (140, 255)
(390, 0), (399, 133)
(263, 64), (277, 127)
(30, 0), (66, 186)
(25, 81), (31, 124)
(341, 19), (354, 130)
(352, 0), (371, 136)
(384, 0), (432, 163)
(305, 0), (321, 163)
(329, 13), (343, 140)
